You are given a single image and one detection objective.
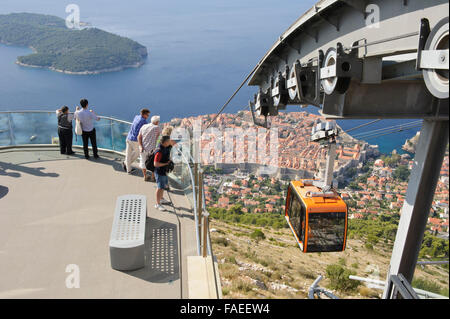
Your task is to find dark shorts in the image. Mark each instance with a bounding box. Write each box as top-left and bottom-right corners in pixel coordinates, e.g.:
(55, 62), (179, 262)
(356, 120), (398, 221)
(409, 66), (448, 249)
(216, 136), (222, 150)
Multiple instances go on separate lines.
(155, 172), (168, 189)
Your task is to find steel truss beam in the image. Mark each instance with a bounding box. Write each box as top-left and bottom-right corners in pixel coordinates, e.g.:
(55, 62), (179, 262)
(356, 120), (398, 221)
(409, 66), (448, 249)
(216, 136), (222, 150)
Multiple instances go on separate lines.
(383, 119), (449, 299)
(321, 81), (449, 119)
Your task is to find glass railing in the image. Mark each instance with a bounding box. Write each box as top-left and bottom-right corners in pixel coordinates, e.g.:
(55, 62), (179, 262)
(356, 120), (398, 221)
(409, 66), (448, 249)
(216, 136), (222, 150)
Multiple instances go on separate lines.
(168, 146), (196, 211)
(169, 145), (220, 297)
(168, 144), (201, 255)
(0, 111), (131, 152)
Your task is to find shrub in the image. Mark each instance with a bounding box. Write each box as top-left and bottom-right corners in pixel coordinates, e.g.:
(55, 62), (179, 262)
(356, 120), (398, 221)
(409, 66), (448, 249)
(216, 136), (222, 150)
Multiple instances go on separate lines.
(233, 280), (253, 293)
(359, 286), (380, 298)
(412, 278), (448, 296)
(325, 264), (360, 292)
(250, 229), (266, 241)
(222, 287), (230, 296)
(219, 264), (239, 280)
(367, 234), (379, 245)
(213, 237), (229, 247)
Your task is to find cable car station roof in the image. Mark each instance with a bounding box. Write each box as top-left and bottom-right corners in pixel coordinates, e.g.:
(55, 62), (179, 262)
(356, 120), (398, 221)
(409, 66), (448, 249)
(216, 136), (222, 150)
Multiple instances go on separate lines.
(249, 0), (449, 122)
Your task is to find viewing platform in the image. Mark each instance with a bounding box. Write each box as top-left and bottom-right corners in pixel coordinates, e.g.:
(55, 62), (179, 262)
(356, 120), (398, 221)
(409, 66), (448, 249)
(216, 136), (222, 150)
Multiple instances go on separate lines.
(0, 111), (221, 299)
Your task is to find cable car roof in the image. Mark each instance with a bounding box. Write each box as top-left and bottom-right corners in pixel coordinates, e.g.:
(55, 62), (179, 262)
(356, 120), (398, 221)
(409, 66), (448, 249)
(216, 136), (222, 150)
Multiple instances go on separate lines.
(290, 180), (347, 213)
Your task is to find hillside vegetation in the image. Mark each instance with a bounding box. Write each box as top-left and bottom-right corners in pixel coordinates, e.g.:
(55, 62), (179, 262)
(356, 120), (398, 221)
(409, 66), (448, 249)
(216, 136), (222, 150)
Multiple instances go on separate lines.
(211, 219), (449, 299)
(0, 13), (148, 73)
(206, 155), (448, 299)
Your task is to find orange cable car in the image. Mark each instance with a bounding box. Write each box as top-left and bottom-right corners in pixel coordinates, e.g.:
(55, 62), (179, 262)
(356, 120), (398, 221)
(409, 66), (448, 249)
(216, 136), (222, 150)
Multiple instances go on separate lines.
(285, 180), (348, 253)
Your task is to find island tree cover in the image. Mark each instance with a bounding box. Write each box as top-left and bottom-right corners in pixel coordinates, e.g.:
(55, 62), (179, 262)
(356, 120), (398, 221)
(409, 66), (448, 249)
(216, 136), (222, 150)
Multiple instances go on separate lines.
(0, 13), (148, 73)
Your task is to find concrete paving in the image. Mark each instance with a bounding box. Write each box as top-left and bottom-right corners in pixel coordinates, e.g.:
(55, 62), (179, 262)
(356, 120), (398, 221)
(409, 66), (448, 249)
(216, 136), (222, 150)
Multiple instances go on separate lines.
(0, 146), (197, 298)
(187, 256), (222, 299)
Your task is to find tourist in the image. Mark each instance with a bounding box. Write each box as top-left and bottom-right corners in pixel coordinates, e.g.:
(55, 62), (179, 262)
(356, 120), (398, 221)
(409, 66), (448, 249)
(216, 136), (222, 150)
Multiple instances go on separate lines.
(74, 99), (100, 159)
(157, 125), (177, 147)
(56, 106), (75, 155)
(138, 115), (161, 181)
(158, 125), (178, 190)
(123, 108), (150, 174)
(153, 136), (173, 211)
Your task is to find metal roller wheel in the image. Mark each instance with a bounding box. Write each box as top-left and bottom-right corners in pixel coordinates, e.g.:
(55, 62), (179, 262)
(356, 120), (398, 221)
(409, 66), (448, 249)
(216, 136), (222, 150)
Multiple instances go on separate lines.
(255, 91), (269, 116)
(423, 17), (449, 99)
(288, 66), (299, 101)
(321, 47), (351, 95)
(273, 75), (288, 108)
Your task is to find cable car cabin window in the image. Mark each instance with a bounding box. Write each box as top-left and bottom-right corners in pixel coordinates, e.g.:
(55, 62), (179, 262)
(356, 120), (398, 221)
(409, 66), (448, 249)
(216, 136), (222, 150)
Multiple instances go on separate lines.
(307, 212), (346, 252)
(287, 191), (306, 243)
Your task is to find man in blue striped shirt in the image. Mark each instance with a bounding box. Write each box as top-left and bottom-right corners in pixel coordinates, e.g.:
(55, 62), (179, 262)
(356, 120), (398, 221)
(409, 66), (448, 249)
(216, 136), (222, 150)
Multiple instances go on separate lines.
(123, 108), (150, 173)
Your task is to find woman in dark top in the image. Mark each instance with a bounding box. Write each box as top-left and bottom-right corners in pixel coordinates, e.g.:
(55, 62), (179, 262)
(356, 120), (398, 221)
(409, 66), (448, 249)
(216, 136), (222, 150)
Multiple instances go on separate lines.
(157, 126), (178, 189)
(56, 106), (75, 155)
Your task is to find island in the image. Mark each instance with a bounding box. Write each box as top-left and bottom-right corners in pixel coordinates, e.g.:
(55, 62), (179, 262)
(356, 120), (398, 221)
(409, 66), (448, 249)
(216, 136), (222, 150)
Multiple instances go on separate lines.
(0, 13), (148, 74)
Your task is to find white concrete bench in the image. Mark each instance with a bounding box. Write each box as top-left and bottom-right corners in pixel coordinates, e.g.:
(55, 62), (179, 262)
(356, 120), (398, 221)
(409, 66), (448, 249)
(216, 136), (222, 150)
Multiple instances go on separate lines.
(109, 195), (147, 271)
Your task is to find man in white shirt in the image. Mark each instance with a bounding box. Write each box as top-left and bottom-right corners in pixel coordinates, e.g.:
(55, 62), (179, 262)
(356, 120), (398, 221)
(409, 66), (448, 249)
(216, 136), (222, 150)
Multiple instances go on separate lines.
(74, 99), (100, 159)
(138, 115), (161, 181)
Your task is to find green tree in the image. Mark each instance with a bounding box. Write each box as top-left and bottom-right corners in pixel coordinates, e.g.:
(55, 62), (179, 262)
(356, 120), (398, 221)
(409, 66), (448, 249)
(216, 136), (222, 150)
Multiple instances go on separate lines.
(228, 204), (243, 215)
(349, 181), (362, 190)
(393, 165), (411, 182)
(382, 154), (401, 168)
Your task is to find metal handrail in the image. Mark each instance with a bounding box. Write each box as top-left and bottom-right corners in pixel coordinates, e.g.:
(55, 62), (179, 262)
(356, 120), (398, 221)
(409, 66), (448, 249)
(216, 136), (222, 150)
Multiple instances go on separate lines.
(0, 110), (134, 125)
(172, 148), (220, 297)
(416, 260), (449, 266)
(308, 275), (339, 299)
(0, 110), (55, 113)
(349, 275), (449, 299)
(198, 166), (221, 298)
(184, 147), (215, 257)
(181, 141), (219, 295)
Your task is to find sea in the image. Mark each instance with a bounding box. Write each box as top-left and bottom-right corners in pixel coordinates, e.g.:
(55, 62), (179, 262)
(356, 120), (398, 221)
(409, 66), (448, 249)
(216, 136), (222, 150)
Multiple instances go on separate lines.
(0, 0), (421, 154)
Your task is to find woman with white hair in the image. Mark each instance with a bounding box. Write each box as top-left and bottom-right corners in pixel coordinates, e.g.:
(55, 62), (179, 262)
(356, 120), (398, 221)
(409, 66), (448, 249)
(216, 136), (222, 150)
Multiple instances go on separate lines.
(138, 115), (161, 181)
(157, 125), (177, 147)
